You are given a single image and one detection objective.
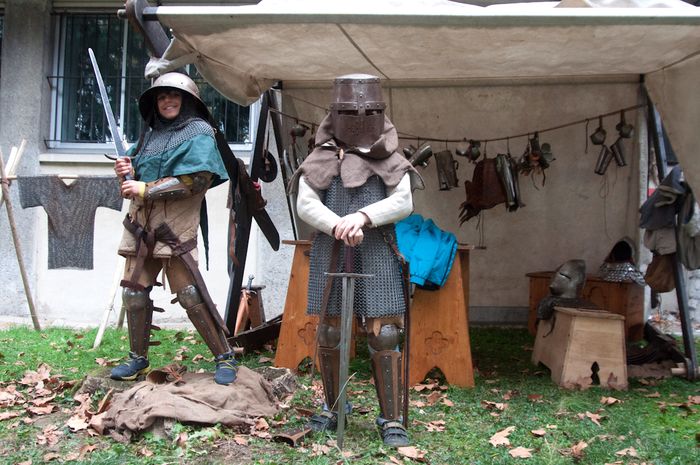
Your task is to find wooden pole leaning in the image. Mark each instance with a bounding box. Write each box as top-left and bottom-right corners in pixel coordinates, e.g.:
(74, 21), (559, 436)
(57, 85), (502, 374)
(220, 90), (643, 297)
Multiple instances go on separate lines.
(93, 255), (125, 348)
(0, 140), (26, 208)
(0, 147), (41, 331)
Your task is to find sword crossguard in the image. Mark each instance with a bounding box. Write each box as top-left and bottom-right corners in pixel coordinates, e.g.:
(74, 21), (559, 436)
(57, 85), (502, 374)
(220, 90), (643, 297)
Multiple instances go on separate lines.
(324, 272), (374, 279)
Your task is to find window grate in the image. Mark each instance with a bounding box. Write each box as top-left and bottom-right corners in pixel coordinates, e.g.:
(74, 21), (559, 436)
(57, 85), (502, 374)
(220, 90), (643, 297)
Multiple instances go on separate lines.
(49, 13), (251, 148)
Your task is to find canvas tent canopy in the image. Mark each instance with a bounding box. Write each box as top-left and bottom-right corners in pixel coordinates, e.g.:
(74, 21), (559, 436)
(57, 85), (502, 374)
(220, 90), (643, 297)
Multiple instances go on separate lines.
(141, 0), (700, 189)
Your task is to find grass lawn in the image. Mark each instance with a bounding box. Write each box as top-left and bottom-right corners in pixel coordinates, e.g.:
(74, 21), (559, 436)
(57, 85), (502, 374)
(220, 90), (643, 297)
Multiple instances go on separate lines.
(0, 326), (698, 465)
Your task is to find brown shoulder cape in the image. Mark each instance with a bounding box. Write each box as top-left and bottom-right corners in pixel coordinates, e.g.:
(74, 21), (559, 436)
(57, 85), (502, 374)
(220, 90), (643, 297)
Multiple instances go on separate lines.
(288, 114), (424, 194)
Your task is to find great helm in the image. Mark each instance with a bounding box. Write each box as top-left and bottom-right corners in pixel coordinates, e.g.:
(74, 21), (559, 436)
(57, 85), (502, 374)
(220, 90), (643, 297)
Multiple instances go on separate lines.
(330, 74), (386, 149)
(138, 72), (210, 124)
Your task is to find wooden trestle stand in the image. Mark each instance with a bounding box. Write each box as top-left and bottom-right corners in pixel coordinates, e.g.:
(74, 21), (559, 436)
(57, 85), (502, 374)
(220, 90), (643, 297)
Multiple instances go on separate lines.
(274, 240), (474, 388)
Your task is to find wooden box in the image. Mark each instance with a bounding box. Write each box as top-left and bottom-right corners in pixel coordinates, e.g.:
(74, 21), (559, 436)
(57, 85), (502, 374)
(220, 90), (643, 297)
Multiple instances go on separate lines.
(527, 271), (644, 341)
(532, 306), (627, 389)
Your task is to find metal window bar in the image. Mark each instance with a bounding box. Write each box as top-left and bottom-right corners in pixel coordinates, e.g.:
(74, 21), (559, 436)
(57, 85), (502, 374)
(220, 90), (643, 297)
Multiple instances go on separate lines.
(48, 13), (251, 146)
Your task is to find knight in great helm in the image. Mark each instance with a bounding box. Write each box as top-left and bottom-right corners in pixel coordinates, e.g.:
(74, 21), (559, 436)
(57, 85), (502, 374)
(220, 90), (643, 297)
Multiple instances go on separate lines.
(111, 72), (237, 385)
(290, 74), (424, 446)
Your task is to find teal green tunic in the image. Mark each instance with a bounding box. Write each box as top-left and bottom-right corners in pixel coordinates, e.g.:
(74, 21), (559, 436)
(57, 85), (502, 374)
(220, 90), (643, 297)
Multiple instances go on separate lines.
(130, 134), (228, 187)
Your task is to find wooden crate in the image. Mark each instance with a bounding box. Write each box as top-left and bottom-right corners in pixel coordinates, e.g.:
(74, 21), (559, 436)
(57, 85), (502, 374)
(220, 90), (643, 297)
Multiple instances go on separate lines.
(527, 271), (644, 341)
(532, 306), (627, 390)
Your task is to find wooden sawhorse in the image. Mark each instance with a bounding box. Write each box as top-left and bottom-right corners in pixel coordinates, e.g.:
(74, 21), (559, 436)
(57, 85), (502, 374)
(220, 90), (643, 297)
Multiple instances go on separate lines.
(274, 240), (474, 388)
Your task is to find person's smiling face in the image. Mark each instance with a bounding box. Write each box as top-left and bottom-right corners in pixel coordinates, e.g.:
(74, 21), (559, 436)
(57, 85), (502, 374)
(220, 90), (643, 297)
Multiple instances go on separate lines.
(156, 89), (182, 120)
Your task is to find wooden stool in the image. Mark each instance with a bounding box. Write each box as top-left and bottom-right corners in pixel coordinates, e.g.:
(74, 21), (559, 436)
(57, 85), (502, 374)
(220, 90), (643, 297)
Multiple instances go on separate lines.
(532, 306), (627, 389)
(409, 248), (474, 387)
(275, 241), (475, 388)
(274, 241), (317, 370)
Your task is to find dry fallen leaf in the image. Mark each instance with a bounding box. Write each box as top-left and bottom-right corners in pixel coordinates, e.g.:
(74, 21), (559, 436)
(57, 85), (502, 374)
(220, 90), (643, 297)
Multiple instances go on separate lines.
(43, 452), (60, 462)
(531, 429), (546, 437)
(139, 446), (154, 457)
(489, 426), (515, 447)
(0, 411), (21, 421)
(176, 431), (188, 448)
(387, 456), (402, 465)
(600, 396), (622, 406)
(311, 443), (332, 456)
(482, 400), (507, 411)
(254, 417), (270, 431)
(233, 434), (248, 446)
(397, 445), (426, 460)
(442, 397), (454, 407)
(36, 425), (62, 447)
(509, 446), (533, 458)
(645, 391), (661, 398)
(577, 411), (603, 426)
(27, 404), (54, 416)
(571, 440), (588, 459)
(66, 414), (89, 432)
(258, 356), (273, 363)
(527, 394), (543, 402)
(425, 391), (442, 406)
(78, 444), (98, 459)
(614, 447), (639, 457)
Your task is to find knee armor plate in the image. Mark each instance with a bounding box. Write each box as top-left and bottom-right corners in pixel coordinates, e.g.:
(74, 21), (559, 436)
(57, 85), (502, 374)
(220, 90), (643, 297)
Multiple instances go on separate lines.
(368, 324), (401, 353)
(318, 322), (341, 348)
(122, 288), (150, 311)
(177, 285), (203, 309)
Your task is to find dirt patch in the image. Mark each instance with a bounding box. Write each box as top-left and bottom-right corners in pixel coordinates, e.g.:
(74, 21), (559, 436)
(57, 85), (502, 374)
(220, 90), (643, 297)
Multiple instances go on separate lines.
(194, 439), (253, 464)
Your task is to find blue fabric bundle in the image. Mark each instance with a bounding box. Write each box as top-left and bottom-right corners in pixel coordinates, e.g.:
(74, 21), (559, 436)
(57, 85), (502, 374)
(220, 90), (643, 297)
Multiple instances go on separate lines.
(396, 214), (457, 289)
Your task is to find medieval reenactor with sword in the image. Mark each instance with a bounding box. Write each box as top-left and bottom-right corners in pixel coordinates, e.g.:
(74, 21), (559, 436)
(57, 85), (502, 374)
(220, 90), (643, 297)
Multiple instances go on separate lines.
(110, 72), (238, 385)
(289, 74), (423, 446)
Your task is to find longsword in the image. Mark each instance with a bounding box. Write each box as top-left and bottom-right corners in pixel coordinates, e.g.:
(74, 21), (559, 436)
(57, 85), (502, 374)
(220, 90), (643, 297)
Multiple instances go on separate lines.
(325, 247), (372, 449)
(87, 48), (132, 180)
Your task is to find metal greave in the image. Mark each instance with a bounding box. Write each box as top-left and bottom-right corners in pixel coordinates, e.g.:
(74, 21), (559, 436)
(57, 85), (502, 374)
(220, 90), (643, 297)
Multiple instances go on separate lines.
(185, 302), (230, 356)
(371, 349), (402, 420)
(318, 346), (340, 412)
(126, 299), (155, 357)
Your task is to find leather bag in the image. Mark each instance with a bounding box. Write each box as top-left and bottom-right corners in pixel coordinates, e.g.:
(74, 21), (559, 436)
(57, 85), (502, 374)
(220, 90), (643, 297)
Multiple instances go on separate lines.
(644, 253), (676, 293)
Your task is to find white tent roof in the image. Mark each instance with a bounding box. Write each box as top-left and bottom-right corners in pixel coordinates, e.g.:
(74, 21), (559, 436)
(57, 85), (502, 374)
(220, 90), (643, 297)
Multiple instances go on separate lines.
(146, 0), (700, 187)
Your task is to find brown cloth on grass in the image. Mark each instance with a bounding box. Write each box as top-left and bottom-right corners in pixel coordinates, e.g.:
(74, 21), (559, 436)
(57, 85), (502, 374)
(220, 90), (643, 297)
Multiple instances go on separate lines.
(97, 366), (278, 437)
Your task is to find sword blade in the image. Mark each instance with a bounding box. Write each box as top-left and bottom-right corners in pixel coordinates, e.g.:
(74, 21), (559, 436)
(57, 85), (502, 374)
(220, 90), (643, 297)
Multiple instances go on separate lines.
(336, 275), (354, 450)
(87, 48), (128, 161)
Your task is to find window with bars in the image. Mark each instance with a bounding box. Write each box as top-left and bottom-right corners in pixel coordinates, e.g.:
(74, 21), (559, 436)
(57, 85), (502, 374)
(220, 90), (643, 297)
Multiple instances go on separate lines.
(48, 13), (251, 148)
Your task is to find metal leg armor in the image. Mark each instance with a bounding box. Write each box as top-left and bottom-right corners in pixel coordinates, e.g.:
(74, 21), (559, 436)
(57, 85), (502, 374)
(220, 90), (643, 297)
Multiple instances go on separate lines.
(369, 324), (409, 447)
(111, 287), (157, 381)
(317, 321), (341, 411)
(308, 321), (342, 432)
(123, 287), (157, 357)
(178, 285), (230, 356)
(371, 350), (402, 420)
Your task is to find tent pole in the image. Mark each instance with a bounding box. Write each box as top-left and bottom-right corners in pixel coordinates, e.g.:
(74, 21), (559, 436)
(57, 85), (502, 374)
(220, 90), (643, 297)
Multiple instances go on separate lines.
(645, 88), (698, 381)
